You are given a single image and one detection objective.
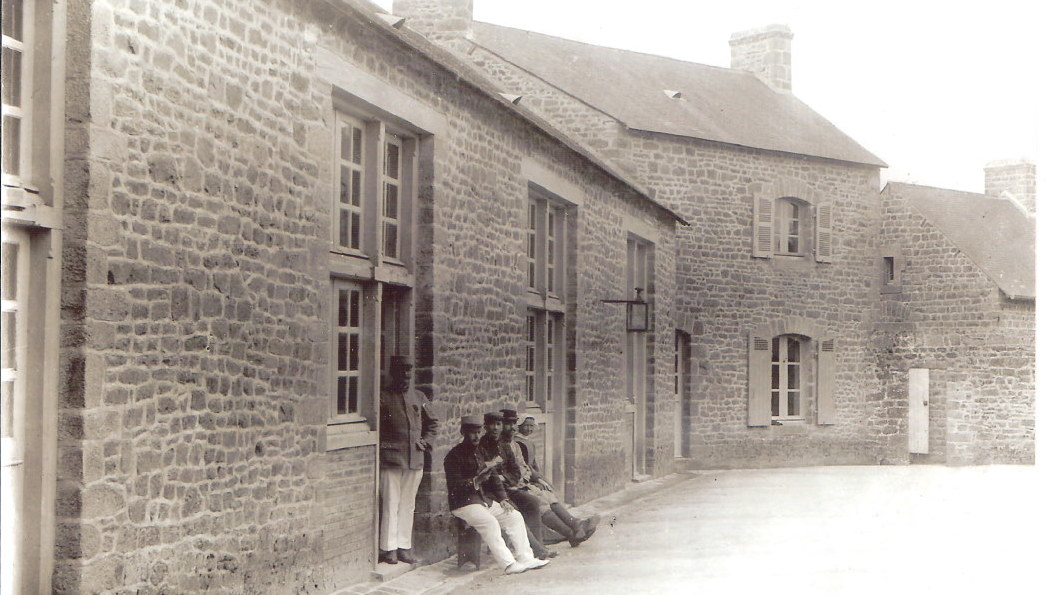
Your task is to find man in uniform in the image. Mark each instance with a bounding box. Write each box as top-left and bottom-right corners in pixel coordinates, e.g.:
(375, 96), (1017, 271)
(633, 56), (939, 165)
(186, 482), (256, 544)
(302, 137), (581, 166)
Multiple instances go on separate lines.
(378, 356), (439, 564)
(505, 410), (600, 547)
(444, 415), (549, 575)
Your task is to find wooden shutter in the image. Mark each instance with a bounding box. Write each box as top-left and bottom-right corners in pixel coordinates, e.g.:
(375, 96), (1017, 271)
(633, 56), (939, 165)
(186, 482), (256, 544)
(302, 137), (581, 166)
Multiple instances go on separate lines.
(816, 338), (836, 425)
(747, 335), (771, 426)
(815, 204), (833, 263)
(752, 195), (774, 258)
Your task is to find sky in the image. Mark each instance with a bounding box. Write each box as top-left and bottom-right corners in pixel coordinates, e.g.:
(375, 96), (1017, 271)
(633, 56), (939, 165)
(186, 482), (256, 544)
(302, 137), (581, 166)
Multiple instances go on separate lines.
(372, 0), (1044, 195)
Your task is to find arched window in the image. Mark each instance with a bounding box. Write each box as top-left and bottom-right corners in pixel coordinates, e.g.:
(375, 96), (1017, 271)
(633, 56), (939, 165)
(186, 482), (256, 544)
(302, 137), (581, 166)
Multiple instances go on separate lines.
(748, 330), (837, 427)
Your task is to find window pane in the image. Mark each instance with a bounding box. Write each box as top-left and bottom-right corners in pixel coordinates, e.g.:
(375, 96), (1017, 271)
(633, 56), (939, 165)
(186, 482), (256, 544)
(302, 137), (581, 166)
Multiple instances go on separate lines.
(384, 183), (399, 218)
(383, 223), (398, 258)
(771, 337), (779, 362)
(337, 377), (347, 414)
(788, 338), (800, 362)
(2, 0), (24, 40)
(340, 123), (351, 160)
(2, 115), (19, 177)
(1, 242), (16, 300)
(352, 127), (362, 164)
(788, 391), (800, 417)
(349, 213), (361, 250)
(338, 334), (348, 371)
(348, 335), (359, 370)
(347, 291), (359, 326)
(337, 289), (349, 326)
(771, 391), (779, 417)
(788, 236), (799, 253)
(788, 364), (799, 389)
(2, 47), (22, 107)
(1, 381), (13, 438)
(2, 311), (14, 370)
(339, 165), (350, 204)
(386, 142), (400, 178)
(771, 363), (779, 390)
(350, 170), (361, 206)
(347, 378), (358, 413)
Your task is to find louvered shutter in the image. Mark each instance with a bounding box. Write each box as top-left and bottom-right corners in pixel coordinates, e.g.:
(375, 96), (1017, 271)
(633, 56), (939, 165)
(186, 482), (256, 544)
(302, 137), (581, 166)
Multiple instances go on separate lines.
(752, 195), (774, 258)
(815, 204), (833, 263)
(747, 335), (771, 426)
(816, 338), (836, 425)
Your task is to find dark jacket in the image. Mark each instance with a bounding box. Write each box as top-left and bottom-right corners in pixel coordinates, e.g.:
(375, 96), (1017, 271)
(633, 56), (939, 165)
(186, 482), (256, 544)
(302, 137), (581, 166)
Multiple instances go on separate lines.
(379, 386), (438, 469)
(444, 440), (508, 510)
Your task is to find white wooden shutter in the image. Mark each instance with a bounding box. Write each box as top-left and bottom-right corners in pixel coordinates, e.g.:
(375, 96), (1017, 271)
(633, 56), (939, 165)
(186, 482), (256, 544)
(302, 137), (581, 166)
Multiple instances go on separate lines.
(747, 335), (771, 426)
(816, 338), (836, 425)
(815, 204), (833, 263)
(752, 195), (774, 258)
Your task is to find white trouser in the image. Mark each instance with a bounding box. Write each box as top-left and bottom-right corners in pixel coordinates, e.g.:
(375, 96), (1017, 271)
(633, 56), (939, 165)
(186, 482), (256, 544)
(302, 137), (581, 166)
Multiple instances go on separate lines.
(452, 501), (534, 569)
(379, 467), (424, 551)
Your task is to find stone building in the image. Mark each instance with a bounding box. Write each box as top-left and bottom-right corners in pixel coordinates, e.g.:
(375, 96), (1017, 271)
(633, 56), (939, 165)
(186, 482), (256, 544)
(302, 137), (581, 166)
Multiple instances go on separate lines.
(2, 0), (683, 592)
(0, 0), (1035, 593)
(393, 1), (902, 471)
(877, 164), (1035, 465)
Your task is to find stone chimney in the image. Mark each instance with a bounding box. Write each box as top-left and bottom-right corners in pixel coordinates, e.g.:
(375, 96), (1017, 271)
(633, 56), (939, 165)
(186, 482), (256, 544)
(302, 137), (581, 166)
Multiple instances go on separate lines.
(392, 0), (474, 44)
(729, 25), (793, 93)
(984, 158), (1036, 215)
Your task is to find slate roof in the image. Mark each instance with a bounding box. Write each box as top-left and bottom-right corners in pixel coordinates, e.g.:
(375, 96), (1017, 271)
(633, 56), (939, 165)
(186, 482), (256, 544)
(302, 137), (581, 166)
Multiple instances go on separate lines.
(471, 22), (887, 168)
(886, 182), (1035, 300)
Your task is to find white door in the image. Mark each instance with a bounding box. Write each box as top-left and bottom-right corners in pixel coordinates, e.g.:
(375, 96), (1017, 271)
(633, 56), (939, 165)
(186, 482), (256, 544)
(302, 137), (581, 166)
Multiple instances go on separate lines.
(908, 368), (930, 454)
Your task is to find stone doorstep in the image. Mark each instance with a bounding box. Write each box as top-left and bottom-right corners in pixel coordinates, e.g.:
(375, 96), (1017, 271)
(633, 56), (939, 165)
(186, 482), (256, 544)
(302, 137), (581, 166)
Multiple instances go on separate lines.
(333, 472), (701, 595)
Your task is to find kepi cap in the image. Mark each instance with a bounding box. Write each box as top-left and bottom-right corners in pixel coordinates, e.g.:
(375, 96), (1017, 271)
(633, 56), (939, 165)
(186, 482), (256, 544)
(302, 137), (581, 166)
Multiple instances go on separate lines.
(460, 415), (483, 430)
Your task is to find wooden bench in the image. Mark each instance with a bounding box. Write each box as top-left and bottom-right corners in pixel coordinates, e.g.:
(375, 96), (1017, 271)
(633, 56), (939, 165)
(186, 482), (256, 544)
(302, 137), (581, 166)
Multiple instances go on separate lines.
(454, 517), (482, 570)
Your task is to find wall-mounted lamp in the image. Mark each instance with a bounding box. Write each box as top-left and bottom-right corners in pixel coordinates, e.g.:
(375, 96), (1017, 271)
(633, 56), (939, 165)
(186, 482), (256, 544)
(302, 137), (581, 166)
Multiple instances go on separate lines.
(601, 287), (650, 332)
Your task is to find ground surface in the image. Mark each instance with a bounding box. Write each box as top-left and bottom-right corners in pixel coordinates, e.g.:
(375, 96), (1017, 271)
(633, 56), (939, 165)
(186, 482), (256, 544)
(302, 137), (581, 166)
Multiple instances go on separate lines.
(446, 465), (1050, 595)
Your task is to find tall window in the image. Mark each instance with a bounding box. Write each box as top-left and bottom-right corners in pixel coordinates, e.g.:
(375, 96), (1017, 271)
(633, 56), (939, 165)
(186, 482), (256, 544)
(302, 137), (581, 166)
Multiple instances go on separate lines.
(526, 193), (566, 297)
(776, 199), (801, 254)
(525, 310), (562, 407)
(2, 0), (30, 184)
(333, 111), (416, 262)
(332, 281), (363, 420)
(770, 335), (802, 419)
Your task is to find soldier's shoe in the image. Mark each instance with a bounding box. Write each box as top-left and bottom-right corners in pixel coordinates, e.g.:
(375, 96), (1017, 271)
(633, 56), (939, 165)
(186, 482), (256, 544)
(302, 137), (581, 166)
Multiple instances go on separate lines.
(397, 549), (419, 564)
(523, 558), (550, 570)
(379, 550), (398, 564)
(582, 514), (601, 539)
(505, 562), (528, 575)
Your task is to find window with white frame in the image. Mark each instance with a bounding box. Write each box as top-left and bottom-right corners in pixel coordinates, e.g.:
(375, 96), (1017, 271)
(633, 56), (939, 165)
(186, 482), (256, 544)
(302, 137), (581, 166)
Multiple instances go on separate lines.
(526, 191), (567, 297)
(525, 310), (562, 407)
(333, 111), (416, 263)
(2, 0), (31, 186)
(774, 198), (807, 256)
(770, 335), (803, 419)
(332, 280), (363, 421)
(752, 194), (833, 262)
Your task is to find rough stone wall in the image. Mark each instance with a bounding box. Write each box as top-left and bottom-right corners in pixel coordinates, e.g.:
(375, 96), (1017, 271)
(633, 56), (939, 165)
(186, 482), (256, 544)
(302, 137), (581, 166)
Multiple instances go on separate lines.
(57, 0), (679, 591)
(877, 184), (1035, 465)
(457, 39), (889, 469)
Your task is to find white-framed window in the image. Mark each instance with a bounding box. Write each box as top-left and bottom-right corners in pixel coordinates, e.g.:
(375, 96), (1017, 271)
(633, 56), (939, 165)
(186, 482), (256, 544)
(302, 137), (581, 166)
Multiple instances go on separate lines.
(332, 279), (364, 421)
(333, 110), (417, 263)
(525, 310), (563, 408)
(2, 0), (32, 187)
(770, 335), (802, 419)
(752, 195), (833, 262)
(526, 192), (567, 297)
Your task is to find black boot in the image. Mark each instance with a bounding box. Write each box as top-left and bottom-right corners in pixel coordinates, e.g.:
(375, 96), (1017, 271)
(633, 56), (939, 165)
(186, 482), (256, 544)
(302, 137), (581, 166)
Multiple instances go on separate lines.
(542, 510), (582, 544)
(379, 549), (398, 564)
(397, 549), (419, 564)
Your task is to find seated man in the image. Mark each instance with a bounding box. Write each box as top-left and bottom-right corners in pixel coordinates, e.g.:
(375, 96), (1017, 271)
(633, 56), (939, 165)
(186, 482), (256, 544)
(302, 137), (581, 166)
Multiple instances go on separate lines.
(444, 415), (549, 575)
(478, 412), (554, 560)
(507, 411), (600, 547)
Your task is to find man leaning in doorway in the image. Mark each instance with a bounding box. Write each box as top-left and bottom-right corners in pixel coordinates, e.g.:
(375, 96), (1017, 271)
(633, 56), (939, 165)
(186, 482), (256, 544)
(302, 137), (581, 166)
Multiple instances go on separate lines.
(378, 355), (439, 565)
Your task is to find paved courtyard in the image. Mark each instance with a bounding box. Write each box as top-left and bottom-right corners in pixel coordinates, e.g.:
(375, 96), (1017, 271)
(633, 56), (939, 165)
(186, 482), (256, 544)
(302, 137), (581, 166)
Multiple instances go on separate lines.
(436, 465), (1049, 595)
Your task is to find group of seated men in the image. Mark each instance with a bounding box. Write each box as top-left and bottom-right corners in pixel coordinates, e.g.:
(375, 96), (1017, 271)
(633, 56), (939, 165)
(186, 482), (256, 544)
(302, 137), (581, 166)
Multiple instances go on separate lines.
(444, 409), (600, 575)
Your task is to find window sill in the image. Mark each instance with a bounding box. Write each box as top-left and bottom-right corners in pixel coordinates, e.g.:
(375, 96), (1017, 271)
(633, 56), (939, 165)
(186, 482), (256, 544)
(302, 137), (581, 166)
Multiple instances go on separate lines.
(326, 421), (378, 451)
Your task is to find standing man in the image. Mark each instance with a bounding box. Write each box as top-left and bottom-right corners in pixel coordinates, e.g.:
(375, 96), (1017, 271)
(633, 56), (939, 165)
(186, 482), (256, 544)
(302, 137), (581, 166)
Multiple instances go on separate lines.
(378, 356), (439, 565)
(444, 416), (549, 575)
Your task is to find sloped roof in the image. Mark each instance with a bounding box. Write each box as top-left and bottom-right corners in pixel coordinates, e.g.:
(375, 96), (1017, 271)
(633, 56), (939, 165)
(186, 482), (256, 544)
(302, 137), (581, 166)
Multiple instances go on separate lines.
(887, 182), (1035, 299)
(471, 22), (887, 168)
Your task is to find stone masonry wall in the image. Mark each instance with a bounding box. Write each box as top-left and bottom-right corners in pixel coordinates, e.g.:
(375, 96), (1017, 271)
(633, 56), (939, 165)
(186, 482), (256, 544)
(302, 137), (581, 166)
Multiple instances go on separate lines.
(878, 184), (1034, 465)
(456, 41), (889, 469)
(57, 0), (679, 591)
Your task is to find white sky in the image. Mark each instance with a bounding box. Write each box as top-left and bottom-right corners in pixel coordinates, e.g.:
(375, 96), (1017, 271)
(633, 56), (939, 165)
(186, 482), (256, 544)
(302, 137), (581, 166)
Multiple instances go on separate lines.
(373, 0), (1044, 195)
